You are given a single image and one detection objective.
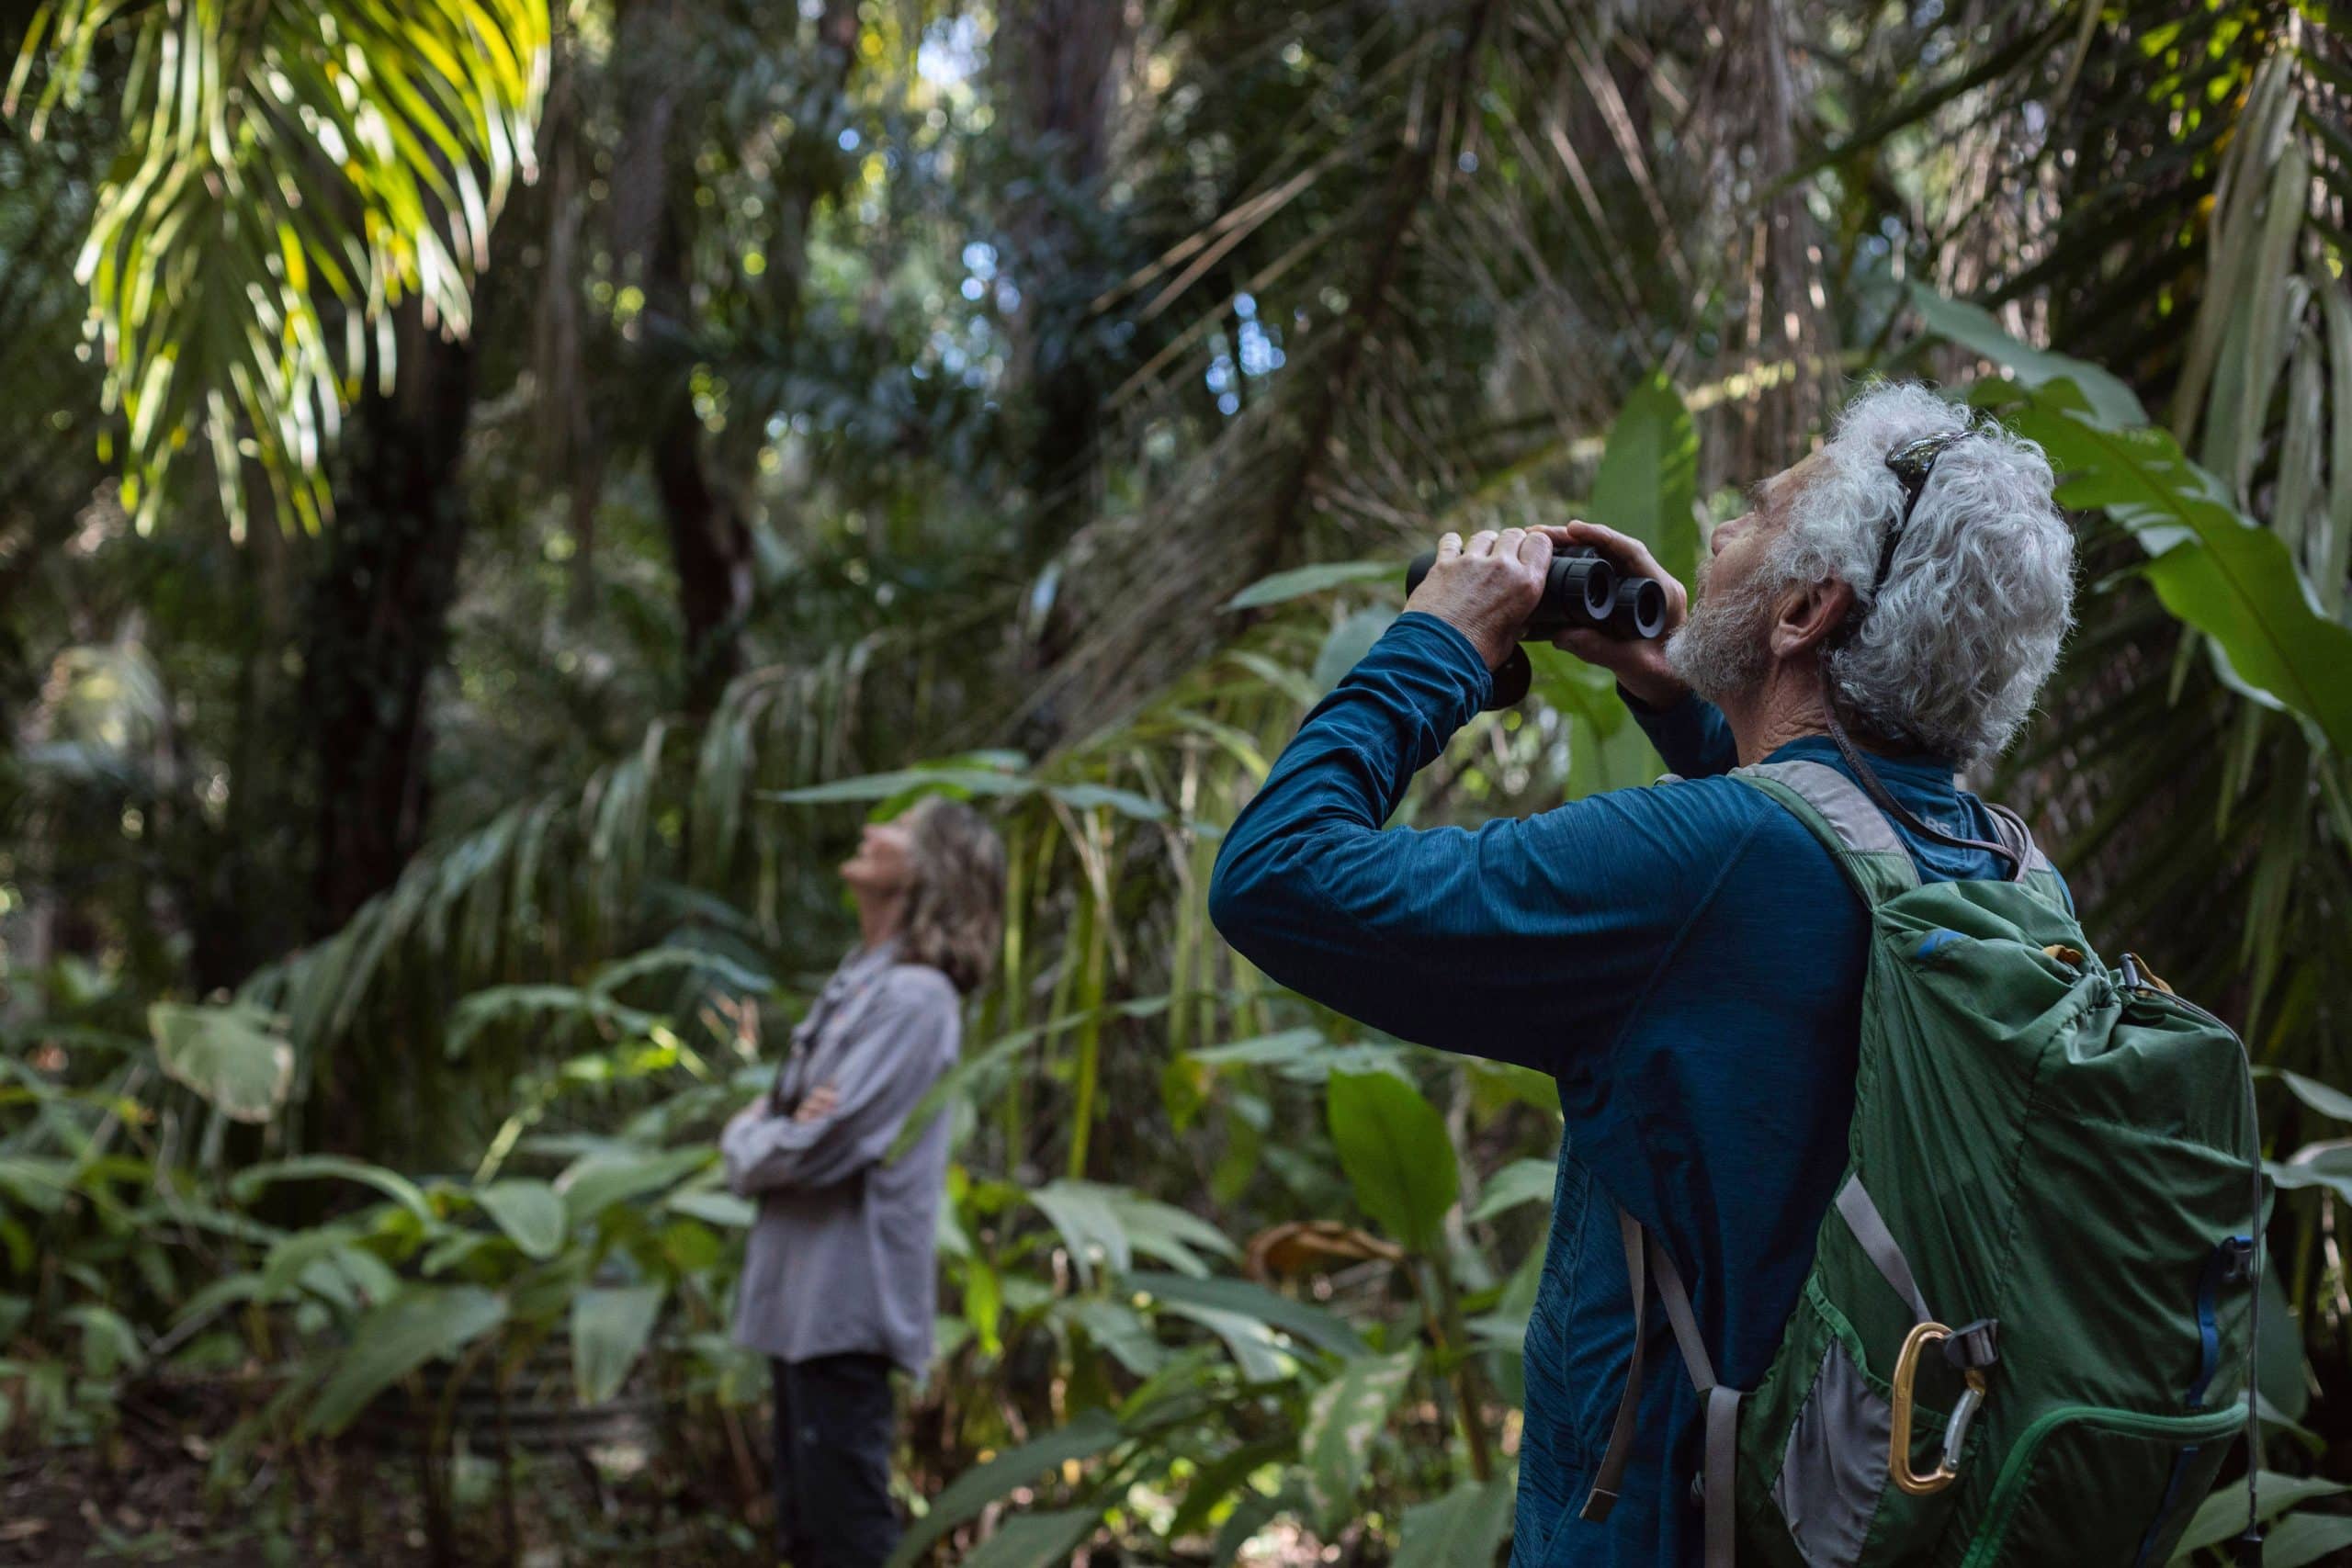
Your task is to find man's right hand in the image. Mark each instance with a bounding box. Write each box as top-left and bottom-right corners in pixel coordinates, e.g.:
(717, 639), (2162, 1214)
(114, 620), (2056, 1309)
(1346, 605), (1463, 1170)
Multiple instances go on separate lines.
(1540, 520), (1691, 709)
(1405, 527), (1554, 671)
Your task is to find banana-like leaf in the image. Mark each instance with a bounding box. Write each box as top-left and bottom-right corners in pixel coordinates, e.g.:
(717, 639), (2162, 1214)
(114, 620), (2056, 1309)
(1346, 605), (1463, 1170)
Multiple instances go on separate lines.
(17, 0), (552, 535)
(571, 1284), (664, 1404)
(1298, 1348), (1419, 1527)
(305, 1283), (507, 1436)
(2007, 391), (2352, 753)
(1590, 370), (1701, 589)
(554, 1146), (712, 1224)
(474, 1179), (566, 1260)
(149, 1001), (292, 1124)
(232, 1156), (434, 1225)
(1224, 559), (1399, 612)
(1395, 1470), (1518, 1568)
(1909, 284), (2147, 430)
(1469, 1156), (1557, 1224)
(881, 1410), (1124, 1568)
(1327, 1070), (1458, 1255)
(2167, 1472), (2350, 1561)
(960, 1509), (1102, 1568)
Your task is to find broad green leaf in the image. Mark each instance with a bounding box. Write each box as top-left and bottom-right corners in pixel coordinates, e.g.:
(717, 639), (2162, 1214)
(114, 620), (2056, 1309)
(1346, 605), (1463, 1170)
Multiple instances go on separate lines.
(1122, 1269), (1370, 1359)
(1027, 1179), (1131, 1284)
(2259, 1511), (2352, 1568)
(1157, 1300), (1289, 1382)
(960, 1509), (1102, 1568)
(555, 1146), (712, 1224)
(1910, 284), (2148, 430)
(1298, 1348), (1418, 1526)
(149, 1002), (292, 1123)
(1094, 1190), (1238, 1278)
(882, 1410), (1123, 1568)
(1224, 559), (1397, 612)
(1470, 1157), (1557, 1224)
(1060, 1298), (1165, 1378)
(475, 1179), (566, 1260)
(765, 766), (1035, 806)
(2169, 1472), (2350, 1560)
(1396, 1472), (1518, 1568)
(571, 1285), (664, 1404)
(1312, 606), (1397, 692)
(1327, 1070), (1458, 1254)
(1591, 369), (1702, 589)
(2269, 1069), (2352, 1122)
(1188, 1029), (1407, 1085)
(663, 1188), (757, 1229)
(232, 1156), (434, 1225)
(1044, 782), (1169, 822)
(306, 1284), (507, 1436)
(2006, 395), (2352, 752)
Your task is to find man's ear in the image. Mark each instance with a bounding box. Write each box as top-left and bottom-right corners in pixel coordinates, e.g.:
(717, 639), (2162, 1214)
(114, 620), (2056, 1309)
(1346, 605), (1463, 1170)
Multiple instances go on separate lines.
(1770, 577), (1858, 658)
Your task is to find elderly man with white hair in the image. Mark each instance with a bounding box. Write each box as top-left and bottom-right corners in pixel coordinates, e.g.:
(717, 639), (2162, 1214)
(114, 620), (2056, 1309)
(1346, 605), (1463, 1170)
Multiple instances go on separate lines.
(1210, 382), (2075, 1568)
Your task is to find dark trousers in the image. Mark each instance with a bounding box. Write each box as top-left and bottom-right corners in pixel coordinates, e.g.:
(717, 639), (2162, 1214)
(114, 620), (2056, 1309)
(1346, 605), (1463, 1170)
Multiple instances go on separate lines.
(771, 1353), (900, 1568)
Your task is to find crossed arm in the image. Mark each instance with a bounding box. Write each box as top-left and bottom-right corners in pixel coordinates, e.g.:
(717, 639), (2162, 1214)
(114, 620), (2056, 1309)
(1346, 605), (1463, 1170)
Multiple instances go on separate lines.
(721, 969), (957, 1195)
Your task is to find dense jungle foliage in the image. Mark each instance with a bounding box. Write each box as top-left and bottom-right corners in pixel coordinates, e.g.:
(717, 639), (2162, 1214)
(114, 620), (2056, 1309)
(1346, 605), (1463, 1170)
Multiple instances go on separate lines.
(4, 0), (2352, 1562)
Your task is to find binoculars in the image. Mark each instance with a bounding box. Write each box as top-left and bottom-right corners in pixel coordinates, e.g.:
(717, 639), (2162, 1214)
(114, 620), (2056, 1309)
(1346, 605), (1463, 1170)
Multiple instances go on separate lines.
(1405, 545), (1668, 642)
(1404, 544), (1669, 710)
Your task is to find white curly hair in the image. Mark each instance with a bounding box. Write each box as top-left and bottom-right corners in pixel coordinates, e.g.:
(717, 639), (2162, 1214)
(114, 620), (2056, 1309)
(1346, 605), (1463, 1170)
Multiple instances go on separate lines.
(1772, 381), (2075, 765)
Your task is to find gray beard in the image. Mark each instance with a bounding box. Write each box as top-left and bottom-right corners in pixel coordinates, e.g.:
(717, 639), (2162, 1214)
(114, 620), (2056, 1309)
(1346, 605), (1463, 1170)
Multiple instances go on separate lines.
(1665, 564), (1778, 709)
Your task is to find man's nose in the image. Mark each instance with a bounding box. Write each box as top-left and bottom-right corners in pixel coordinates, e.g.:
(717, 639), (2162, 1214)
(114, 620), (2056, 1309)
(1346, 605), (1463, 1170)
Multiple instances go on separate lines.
(1712, 514), (1748, 558)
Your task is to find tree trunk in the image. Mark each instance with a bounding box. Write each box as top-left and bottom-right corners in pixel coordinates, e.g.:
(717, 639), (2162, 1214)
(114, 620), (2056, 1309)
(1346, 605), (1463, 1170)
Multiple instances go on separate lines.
(618, 0), (861, 713)
(300, 314), (477, 935)
(1001, 0), (1131, 558)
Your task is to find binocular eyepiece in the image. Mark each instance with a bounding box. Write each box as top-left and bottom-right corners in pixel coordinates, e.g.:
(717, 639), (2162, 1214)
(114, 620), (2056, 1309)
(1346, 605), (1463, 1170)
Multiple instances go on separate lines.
(1405, 546), (1668, 642)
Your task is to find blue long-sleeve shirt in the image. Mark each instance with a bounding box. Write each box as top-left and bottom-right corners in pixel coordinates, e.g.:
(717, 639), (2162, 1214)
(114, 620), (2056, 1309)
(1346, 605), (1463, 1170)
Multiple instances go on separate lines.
(1208, 612), (2055, 1568)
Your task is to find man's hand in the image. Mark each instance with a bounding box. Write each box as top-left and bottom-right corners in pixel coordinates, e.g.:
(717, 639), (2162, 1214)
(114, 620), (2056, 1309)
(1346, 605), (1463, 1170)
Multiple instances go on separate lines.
(1541, 521), (1690, 709)
(792, 1084), (840, 1123)
(1405, 527), (1553, 671)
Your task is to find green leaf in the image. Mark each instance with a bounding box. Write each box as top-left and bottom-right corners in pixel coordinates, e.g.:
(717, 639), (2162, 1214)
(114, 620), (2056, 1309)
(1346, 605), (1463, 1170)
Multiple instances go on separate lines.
(765, 765), (1035, 807)
(1157, 1300), (1289, 1382)
(232, 1156), (434, 1226)
(2269, 1069), (2352, 1122)
(959, 1510), (1102, 1568)
(2169, 1472), (2350, 1560)
(882, 1410), (1123, 1568)
(2006, 395), (2352, 752)
(1395, 1472), (1518, 1568)
(306, 1284), (507, 1437)
(663, 1188), (757, 1229)
(1094, 1190), (1237, 1278)
(1122, 1270), (1369, 1359)
(571, 1285), (664, 1404)
(1909, 284), (2148, 429)
(554, 1146), (712, 1224)
(1026, 1179), (1131, 1284)
(1297, 1348), (1418, 1526)
(1327, 1070), (1458, 1254)
(1591, 369), (1702, 589)
(1470, 1157), (1557, 1224)
(149, 1002), (293, 1124)
(474, 1179), (566, 1260)
(1312, 606), (1397, 692)
(1224, 559), (1398, 612)
(2259, 1511), (2352, 1568)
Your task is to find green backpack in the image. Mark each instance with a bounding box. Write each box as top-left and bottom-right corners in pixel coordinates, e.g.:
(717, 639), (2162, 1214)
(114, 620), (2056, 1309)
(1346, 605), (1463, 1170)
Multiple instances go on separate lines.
(1581, 757), (2266, 1568)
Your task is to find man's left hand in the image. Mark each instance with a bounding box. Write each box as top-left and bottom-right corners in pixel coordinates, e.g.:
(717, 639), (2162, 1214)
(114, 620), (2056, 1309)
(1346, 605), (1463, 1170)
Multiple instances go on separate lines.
(1405, 527), (1553, 671)
(793, 1084), (839, 1122)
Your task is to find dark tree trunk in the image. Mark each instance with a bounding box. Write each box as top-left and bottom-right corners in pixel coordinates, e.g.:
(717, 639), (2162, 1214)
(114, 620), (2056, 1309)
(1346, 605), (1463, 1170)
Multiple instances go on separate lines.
(1001, 0), (1131, 558)
(300, 315), (477, 935)
(617, 0), (861, 713)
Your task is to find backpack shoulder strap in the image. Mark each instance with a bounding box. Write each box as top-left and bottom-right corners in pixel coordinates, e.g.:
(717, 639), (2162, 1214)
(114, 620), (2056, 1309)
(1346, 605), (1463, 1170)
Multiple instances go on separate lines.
(1733, 759), (1919, 907)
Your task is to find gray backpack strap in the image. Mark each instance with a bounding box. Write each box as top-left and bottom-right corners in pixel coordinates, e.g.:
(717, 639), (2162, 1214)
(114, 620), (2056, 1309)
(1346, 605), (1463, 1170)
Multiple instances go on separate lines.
(1735, 760), (1921, 907)
(1586, 1210), (1742, 1568)
(1579, 1209), (1649, 1523)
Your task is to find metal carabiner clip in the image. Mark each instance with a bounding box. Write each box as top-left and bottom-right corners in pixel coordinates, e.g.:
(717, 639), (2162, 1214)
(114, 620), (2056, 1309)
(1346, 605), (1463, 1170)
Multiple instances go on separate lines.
(1889, 1321), (1990, 1496)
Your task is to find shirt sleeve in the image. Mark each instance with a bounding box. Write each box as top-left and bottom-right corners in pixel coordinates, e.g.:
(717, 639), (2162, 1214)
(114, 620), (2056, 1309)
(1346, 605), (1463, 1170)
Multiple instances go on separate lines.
(1208, 613), (1748, 1073)
(721, 967), (959, 1195)
(1621, 685), (1739, 779)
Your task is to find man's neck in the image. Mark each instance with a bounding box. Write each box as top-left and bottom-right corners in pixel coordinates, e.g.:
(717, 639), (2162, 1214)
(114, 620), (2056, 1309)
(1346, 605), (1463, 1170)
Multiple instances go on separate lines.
(1722, 659), (1836, 768)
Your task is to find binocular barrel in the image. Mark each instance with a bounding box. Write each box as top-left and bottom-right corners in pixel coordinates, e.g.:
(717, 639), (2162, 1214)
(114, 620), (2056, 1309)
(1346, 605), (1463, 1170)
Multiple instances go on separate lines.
(1404, 546), (1667, 642)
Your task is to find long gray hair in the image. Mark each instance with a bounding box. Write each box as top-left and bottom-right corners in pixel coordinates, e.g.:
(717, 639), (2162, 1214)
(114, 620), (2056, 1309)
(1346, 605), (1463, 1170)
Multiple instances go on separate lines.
(899, 797), (1007, 996)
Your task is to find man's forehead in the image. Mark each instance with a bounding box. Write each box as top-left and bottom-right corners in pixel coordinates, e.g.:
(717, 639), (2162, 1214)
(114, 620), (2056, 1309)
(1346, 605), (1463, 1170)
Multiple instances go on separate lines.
(1758, 453), (1826, 515)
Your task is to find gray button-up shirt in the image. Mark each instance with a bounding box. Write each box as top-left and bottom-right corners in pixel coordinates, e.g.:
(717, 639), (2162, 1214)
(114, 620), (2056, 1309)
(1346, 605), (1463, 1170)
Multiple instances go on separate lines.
(720, 942), (960, 1373)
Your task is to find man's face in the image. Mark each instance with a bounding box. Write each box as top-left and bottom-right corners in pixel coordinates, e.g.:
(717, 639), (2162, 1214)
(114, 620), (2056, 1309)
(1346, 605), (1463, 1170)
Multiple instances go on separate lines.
(1665, 455), (1816, 705)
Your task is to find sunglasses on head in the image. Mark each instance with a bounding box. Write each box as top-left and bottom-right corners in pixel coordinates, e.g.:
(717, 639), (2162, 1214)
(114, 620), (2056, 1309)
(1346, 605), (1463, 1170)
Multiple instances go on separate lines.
(1871, 418), (1987, 594)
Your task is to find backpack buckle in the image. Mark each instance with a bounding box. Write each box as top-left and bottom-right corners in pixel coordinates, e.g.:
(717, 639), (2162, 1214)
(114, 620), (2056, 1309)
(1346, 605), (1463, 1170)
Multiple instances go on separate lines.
(1941, 1317), (2000, 1371)
(2219, 1236), (2256, 1287)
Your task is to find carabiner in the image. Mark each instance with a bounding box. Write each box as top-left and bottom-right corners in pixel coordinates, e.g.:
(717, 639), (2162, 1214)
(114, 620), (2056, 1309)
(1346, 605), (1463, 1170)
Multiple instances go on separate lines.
(1890, 1321), (1991, 1496)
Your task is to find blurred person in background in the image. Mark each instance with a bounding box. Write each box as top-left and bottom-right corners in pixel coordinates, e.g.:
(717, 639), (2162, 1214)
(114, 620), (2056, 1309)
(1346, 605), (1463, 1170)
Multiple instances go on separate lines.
(722, 797), (1005, 1568)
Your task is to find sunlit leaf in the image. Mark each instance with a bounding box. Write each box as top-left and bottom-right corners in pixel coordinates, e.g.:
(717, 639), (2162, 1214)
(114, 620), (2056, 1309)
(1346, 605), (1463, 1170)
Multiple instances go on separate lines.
(149, 1002), (293, 1124)
(1327, 1070), (1457, 1255)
